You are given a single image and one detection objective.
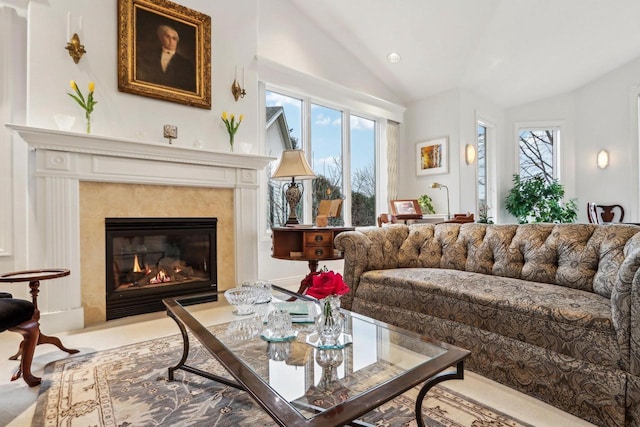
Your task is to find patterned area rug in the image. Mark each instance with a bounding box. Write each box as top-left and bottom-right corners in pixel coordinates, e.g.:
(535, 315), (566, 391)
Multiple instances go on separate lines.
(32, 323), (533, 427)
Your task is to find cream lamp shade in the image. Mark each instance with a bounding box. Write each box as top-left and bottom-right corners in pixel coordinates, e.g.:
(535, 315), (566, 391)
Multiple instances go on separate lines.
(272, 149), (316, 180)
(272, 150), (316, 224)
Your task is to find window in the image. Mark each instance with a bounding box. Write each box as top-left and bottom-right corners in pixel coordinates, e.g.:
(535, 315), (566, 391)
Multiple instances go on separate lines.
(311, 103), (343, 225)
(265, 88), (378, 228)
(350, 115), (376, 226)
(477, 123), (487, 209)
(265, 90), (302, 228)
(518, 128), (559, 183)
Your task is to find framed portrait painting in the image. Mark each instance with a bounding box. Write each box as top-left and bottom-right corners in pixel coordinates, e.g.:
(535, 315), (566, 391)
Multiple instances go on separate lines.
(416, 137), (448, 176)
(117, 0), (212, 109)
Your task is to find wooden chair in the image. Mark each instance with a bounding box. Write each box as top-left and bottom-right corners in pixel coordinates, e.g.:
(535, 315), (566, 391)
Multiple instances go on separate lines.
(0, 292), (40, 386)
(0, 269), (79, 386)
(587, 202), (624, 224)
(377, 213), (398, 227)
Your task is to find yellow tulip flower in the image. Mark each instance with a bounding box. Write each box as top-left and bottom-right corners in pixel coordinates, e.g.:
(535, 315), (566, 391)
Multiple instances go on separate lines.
(88, 82), (95, 93)
(70, 80), (78, 91)
(222, 111), (228, 120)
(239, 114), (244, 122)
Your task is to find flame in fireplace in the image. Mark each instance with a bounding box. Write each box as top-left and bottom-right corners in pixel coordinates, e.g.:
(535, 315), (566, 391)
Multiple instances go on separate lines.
(149, 269), (171, 284)
(133, 254), (143, 273)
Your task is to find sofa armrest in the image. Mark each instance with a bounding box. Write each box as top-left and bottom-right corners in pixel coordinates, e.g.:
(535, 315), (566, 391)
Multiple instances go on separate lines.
(612, 233), (640, 374)
(335, 225), (410, 310)
(334, 230), (373, 310)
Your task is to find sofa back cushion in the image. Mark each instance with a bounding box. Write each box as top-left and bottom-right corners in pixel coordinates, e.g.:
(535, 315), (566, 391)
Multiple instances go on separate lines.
(396, 222), (640, 298)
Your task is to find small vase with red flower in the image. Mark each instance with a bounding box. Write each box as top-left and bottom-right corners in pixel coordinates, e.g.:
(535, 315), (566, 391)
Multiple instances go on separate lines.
(305, 267), (350, 346)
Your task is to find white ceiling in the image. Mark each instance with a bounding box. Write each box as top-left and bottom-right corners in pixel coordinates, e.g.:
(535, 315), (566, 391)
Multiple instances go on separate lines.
(290, 0), (640, 108)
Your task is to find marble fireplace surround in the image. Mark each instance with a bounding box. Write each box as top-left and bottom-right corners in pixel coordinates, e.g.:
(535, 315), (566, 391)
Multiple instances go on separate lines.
(8, 124), (273, 332)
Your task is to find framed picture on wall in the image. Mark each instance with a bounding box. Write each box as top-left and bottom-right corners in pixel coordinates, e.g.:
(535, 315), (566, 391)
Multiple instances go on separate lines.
(416, 137), (448, 176)
(117, 0), (212, 109)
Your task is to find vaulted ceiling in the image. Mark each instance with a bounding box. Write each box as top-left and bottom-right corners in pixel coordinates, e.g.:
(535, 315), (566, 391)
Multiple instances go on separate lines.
(290, 0), (640, 108)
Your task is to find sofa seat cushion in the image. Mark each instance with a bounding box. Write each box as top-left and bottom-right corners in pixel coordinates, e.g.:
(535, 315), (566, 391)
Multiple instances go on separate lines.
(0, 298), (35, 332)
(354, 268), (619, 368)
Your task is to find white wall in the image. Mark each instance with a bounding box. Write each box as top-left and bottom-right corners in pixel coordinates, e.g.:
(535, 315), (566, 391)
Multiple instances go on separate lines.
(505, 56), (640, 224)
(402, 55), (640, 226)
(401, 89), (461, 216)
(401, 88), (504, 220)
(257, 0), (402, 107)
(573, 57), (640, 223)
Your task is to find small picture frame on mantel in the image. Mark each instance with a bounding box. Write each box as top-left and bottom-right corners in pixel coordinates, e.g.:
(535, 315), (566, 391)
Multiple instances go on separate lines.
(416, 137), (448, 176)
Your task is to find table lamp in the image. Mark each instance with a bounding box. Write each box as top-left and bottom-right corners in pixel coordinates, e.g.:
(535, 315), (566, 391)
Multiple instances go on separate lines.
(272, 150), (316, 224)
(430, 182), (450, 219)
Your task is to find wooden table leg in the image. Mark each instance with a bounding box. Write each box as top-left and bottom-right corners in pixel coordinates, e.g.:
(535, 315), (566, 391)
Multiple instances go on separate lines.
(9, 278), (79, 359)
(288, 260), (319, 301)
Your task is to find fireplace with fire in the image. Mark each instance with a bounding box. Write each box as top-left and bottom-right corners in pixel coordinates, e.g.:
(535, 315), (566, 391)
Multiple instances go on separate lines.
(105, 217), (217, 320)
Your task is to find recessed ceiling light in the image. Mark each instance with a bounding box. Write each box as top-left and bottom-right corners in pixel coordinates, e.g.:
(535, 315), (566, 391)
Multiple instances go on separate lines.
(387, 52), (401, 63)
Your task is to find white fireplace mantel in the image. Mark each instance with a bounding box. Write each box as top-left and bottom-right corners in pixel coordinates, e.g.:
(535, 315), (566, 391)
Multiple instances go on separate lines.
(7, 124), (274, 332)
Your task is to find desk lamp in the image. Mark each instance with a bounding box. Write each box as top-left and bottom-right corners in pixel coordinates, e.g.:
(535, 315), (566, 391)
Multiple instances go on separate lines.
(272, 150), (316, 224)
(430, 182), (450, 219)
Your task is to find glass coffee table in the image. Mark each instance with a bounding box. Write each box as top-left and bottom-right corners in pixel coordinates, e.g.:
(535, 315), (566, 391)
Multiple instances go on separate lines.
(163, 286), (470, 427)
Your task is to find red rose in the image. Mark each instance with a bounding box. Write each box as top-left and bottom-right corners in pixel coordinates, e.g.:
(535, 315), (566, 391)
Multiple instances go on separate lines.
(306, 270), (349, 299)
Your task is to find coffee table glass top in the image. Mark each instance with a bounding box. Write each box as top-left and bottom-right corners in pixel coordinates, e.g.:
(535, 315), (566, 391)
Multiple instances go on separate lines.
(164, 286), (469, 426)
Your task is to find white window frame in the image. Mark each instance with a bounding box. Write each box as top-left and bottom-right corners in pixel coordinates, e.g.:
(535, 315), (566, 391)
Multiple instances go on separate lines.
(514, 121), (563, 181)
(475, 113), (497, 222)
(260, 83), (384, 239)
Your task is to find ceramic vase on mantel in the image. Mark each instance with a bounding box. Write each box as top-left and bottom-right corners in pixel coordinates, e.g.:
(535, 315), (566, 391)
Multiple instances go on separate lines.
(315, 295), (343, 346)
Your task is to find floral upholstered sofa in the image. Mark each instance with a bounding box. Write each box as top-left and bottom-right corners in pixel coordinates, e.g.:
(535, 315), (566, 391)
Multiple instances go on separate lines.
(334, 223), (640, 427)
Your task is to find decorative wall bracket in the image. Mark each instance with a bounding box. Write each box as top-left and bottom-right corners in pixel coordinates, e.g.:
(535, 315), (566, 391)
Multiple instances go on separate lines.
(65, 33), (86, 64)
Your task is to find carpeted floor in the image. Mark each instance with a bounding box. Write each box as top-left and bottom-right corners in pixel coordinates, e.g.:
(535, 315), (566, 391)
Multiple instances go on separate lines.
(31, 321), (533, 427)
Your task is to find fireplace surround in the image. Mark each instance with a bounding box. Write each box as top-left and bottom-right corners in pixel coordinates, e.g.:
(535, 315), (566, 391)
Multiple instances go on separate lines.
(7, 124), (274, 332)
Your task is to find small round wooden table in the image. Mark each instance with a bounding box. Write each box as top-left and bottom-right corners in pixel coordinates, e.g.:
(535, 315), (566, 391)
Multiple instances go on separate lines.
(0, 269), (79, 367)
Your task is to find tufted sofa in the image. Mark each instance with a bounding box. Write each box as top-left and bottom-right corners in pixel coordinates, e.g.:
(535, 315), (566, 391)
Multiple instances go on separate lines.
(334, 222), (640, 427)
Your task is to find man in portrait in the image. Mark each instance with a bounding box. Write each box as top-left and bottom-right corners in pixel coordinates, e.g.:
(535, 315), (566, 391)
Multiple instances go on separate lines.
(136, 24), (196, 92)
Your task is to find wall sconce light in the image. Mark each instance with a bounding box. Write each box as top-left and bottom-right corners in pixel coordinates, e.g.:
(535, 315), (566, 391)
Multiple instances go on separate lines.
(65, 33), (86, 64)
(430, 182), (450, 219)
(231, 66), (246, 101)
(597, 149), (609, 169)
(465, 144), (476, 165)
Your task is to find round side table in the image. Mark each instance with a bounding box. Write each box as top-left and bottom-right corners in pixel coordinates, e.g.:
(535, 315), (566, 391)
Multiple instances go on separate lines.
(0, 269), (79, 364)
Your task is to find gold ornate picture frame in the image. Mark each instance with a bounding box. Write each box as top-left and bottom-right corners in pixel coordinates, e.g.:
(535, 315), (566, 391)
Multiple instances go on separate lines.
(117, 0), (211, 109)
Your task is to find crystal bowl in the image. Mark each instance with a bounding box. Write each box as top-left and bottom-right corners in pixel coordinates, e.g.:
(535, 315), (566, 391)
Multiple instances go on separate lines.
(224, 287), (260, 315)
(242, 280), (272, 304)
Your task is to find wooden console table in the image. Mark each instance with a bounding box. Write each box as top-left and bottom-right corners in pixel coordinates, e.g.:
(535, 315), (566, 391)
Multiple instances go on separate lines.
(271, 226), (354, 294)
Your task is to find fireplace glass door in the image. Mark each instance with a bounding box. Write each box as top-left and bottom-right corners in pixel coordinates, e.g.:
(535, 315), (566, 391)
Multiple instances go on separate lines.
(106, 217), (217, 320)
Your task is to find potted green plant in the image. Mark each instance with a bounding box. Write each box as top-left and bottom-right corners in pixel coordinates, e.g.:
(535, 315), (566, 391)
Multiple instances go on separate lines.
(505, 174), (578, 223)
(417, 194), (435, 214)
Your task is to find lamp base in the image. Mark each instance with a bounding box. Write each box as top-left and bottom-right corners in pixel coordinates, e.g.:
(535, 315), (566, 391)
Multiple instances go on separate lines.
(284, 181), (303, 225)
